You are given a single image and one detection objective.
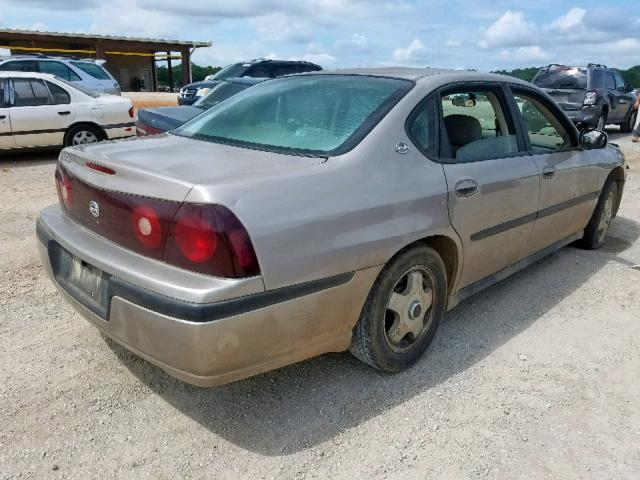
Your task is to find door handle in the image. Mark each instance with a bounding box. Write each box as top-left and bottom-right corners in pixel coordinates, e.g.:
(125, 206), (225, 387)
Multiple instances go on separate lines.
(0, 115), (6, 120)
(57, 111), (71, 116)
(542, 166), (556, 179)
(454, 179), (479, 197)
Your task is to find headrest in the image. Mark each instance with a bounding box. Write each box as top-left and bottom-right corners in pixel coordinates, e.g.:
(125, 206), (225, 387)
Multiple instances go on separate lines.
(443, 114), (482, 147)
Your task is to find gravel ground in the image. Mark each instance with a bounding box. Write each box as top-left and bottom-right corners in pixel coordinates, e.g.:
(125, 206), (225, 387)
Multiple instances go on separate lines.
(1, 131), (639, 479)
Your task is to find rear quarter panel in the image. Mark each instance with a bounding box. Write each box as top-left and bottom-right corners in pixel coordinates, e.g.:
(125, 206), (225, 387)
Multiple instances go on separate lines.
(183, 84), (461, 290)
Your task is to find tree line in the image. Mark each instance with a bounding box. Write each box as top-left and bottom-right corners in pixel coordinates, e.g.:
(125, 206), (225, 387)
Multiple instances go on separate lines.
(158, 63), (640, 88)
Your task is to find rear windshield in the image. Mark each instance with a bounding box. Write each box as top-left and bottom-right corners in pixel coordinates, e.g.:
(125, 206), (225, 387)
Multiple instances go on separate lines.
(174, 75), (413, 156)
(533, 67), (587, 89)
(193, 81), (250, 109)
(70, 61), (111, 80)
(211, 63), (250, 80)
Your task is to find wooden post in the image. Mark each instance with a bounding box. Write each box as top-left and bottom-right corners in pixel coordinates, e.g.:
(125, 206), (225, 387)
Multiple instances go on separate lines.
(181, 48), (191, 86)
(167, 51), (173, 92)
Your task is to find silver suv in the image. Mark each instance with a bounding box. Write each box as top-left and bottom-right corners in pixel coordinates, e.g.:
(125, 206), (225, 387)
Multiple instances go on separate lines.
(0, 55), (121, 95)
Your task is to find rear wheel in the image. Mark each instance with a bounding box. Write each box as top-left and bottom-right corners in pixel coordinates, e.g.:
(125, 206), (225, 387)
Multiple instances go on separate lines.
(581, 180), (618, 250)
(350, 245), (447, 372)
(620, 110), (637, 134)
(64, 124), (103, 147)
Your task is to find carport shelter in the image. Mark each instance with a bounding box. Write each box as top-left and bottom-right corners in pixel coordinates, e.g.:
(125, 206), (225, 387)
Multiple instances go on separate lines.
(0, 29), (211, 91)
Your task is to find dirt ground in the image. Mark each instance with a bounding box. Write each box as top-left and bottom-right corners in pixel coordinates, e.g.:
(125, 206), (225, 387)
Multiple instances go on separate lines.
(1, 130), (639, 480)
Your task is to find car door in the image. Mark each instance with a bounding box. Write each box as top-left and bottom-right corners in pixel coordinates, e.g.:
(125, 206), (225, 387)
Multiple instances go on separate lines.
(613, 71), (634, 121)
(437, 84), (540, 289)
(0, 78), (16, 149)
(605, 71), (622, 123)
(508, 86), (599, 254)
(9, 77), (74, 147)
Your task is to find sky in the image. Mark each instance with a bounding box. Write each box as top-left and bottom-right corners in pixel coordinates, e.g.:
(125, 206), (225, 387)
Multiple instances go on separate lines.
(1, 0), (639, 71)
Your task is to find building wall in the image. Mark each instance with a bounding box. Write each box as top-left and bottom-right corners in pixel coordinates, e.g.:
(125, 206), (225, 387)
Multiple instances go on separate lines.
(102, 54), (155, 92)
(8, 41), (157, 92)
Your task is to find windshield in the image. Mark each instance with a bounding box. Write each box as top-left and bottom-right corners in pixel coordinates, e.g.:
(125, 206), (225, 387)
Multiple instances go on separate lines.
(54, 77), (101, 97)
(193, 81), (250, 109)
(533, 67), (587, 89)
(70, 61), (111, 80)
(211, 63), (250, 80)
(174, 75), (413, 155)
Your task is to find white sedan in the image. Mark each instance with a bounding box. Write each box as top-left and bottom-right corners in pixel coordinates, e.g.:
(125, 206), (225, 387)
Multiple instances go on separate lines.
(0, 71), (135, 150)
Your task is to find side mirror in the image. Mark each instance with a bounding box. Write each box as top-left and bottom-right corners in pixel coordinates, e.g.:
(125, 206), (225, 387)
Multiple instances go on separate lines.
(579, 128), (608, 150)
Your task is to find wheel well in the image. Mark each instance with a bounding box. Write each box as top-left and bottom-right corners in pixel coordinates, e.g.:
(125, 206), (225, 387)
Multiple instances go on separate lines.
(391, 235), (458, 291)
(65, 122), (106, 142)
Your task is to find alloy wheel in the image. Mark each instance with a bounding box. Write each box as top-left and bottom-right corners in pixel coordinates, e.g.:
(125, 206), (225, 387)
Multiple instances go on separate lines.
(384, 266), (436, 352)
(596, 191), (615, 243)
(72, 130), (99, 146)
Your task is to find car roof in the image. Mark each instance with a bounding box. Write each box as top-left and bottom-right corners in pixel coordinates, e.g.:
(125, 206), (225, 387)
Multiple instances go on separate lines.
(0, 71), (57, 79)
(305, 67), (532, 85)
(0, 55), (94, 63)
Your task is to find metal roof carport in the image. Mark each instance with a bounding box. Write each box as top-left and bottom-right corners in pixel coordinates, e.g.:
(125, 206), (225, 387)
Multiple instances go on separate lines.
(0, 29), (211, 91)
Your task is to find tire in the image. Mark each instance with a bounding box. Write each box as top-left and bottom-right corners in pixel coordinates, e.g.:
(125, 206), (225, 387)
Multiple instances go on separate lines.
(349, 245), (447, 372)
(581, 180), (619, 250)
(620, 110), (637, 134)
(64, 124), (103, 147)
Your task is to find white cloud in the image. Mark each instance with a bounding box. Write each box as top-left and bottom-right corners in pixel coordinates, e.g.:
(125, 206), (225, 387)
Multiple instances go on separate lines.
(551, 7), (586, 31)
(251, 14), (314, 44)
(497, 45), (549, 63)
(483, 11), (537, 48)
(300, 52), (336, 64)
(392, 38), (427, 62)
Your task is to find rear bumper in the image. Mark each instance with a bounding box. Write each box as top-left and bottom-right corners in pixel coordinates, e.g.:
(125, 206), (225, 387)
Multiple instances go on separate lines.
(37, 205), (378, 386)
(104, 123), (136, 140)
(565, 105), (602, 127)
(177, 96), (197, 106)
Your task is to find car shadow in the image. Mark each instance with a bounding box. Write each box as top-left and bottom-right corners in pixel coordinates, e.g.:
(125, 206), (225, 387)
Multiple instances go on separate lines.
(106, 215), (640, 456)
(0, 148), (60, 167)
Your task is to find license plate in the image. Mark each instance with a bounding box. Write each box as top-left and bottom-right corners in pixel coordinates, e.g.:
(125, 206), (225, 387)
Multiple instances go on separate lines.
(67, 256), (108, 308)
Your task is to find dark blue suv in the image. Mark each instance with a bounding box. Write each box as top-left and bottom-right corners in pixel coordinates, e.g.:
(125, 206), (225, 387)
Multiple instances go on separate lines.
(178, 59), (322, 105)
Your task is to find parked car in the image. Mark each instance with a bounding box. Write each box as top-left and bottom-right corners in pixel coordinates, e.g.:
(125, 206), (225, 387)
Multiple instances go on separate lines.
(532, 63), (637, 132)
(177, 59), (321, 105)
(0, 71), (134, 150)
(37, 68), (625, 387)
(137, 77), (267, 136)
(0, 54), (121, 95)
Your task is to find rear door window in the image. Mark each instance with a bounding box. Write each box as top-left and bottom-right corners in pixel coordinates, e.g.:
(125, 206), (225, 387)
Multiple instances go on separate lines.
(0, 60), (39, 72)
(440, 88), (520, 162)
(606, 72), (616, 90)
(70, 61), (110, 80)
(0, 79), (5, 107)
(38, 61), (81, 81)
(613, 72), (626, 91)
(46, 81), (71, 104)
(12, 78), (53, 107)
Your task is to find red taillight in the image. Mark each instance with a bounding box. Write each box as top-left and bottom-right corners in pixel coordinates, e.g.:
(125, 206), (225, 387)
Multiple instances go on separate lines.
(132, 205), (162, 249)
(55, 168), (73, 210)
(165, 204), (260, 278)
(135, 121), (162, 136)
(128, 107), (135, 118)
(57, 165), (260, 278)
(86, 161), (115, 175)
